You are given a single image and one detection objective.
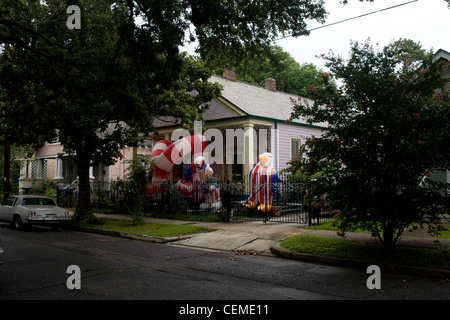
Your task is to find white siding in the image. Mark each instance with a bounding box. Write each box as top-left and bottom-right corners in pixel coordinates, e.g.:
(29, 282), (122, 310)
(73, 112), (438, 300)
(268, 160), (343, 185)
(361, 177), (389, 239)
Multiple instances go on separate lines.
(276, 123), (323, 171)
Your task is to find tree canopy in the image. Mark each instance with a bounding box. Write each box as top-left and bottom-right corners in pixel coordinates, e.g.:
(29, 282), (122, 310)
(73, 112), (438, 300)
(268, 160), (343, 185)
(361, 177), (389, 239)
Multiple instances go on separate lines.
(208, 45), (327, 98)
(288, 39), (450, 249)
(1, 0), (372, 223)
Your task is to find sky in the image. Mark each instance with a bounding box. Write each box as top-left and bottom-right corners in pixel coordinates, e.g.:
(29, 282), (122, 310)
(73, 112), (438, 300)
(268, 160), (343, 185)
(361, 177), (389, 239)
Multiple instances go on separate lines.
(275, 0), (450, 71)
(182, 0), (450, 72)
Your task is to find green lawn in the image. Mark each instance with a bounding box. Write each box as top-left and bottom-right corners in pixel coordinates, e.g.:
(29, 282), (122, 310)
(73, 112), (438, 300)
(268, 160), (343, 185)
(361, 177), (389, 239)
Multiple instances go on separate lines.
(280, 235), (450, 270)
(308, 221), (450, 239)
(87, 218), (217, 237)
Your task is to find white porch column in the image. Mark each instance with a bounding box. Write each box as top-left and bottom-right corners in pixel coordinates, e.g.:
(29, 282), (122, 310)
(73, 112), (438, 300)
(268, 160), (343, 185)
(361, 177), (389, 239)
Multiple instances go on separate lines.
(54, 158), (63, 180)
(36, 159), (44, 180)
(89, 166), (95, 180)
(20, 160), (28, 179)
(243, 122), (255, 182)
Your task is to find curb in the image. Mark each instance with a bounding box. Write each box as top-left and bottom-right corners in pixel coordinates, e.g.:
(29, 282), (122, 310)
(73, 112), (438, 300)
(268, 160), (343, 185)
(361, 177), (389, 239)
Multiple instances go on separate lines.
(75, 224), (450, 280)
(77, 227), (194, 244)
(270, 243), (450, 280)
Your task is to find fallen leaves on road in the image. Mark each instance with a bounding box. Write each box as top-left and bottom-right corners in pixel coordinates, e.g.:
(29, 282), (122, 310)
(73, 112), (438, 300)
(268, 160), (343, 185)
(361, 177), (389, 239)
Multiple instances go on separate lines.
(233, 249), (264, 255)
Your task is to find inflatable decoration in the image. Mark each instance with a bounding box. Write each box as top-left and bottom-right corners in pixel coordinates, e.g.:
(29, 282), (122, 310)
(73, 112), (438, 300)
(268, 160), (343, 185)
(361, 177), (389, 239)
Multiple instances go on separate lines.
(145, 183), (162, 199)
(246, 152), (278, 212)
(193, 155), (221, 208)
(200, 183), (222, 210)
(150, 135), (208, 184)
(174, 165), (194, 200)
(147, 136), (221, 209)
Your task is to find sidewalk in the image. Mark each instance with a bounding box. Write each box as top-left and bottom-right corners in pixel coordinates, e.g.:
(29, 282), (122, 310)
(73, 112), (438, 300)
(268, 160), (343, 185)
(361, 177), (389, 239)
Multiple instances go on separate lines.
(87, 213), (450, 279)
(91, 213), (305, 254)
(91, 213), (450, 253)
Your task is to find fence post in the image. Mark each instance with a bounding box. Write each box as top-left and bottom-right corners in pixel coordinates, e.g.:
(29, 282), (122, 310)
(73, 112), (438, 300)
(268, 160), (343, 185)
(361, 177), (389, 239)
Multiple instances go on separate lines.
(161, 184), (165, 211)
(308, 204), (312, 225)
(167, 183), (171, 213)
(226, 180), (231, 222)
(56, 182), (60, 206)
(307, 185), (312, 226)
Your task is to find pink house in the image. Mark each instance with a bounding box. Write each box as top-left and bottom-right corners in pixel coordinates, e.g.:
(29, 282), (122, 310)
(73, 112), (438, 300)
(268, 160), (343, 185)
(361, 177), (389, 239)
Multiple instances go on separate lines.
(18, 140), (152, 192)
(18, 69), (326, 192)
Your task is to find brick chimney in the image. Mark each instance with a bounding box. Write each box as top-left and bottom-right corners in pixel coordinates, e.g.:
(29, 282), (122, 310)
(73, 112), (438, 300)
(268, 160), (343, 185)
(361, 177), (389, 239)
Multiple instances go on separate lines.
(265, 78), (277, 92)
(223, 67), (236, 81)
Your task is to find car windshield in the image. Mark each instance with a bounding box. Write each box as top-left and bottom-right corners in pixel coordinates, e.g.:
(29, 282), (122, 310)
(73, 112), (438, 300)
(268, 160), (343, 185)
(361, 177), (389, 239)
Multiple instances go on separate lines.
(21, 198), (56, 206)
(2, 197), (17, 206)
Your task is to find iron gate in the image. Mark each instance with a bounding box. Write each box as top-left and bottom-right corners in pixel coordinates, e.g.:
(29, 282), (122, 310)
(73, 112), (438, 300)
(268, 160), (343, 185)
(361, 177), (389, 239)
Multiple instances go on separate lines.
(144, 180), (332, 225)
(222, 181), (308, 224)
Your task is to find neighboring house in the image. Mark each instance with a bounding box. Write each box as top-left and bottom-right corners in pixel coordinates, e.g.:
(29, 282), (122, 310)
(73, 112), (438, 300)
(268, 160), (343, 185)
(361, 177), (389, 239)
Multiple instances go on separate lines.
(434, 49), (450, 91)
(18, 141), (152, 192)
(429, 49), (450, 185)
(17, 68), (327, 191)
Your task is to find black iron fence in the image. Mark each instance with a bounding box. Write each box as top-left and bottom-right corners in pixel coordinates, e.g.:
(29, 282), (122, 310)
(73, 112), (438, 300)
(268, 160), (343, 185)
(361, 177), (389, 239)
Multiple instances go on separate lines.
(56, 180), (122, 210)
(147, 180), (309, 224)
(56, 179), (333, 225)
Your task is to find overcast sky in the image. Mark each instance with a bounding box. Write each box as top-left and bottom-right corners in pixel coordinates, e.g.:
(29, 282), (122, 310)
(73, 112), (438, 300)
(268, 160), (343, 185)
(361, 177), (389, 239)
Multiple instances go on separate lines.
(182, 0), (450, 72)
(275, 0), (450, 71)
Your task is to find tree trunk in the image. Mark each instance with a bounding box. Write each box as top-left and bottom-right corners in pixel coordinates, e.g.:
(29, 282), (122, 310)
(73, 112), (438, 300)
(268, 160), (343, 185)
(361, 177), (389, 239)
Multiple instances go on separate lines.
(382, 222), (396, 251)
(3, 144), (11, 198)
(72, 149), (97, 225)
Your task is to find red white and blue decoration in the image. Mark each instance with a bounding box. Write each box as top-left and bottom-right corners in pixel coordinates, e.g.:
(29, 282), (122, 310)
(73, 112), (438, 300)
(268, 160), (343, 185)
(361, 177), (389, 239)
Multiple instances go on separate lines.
(146, 136), (221, 209)
(246, 152), (278, 212)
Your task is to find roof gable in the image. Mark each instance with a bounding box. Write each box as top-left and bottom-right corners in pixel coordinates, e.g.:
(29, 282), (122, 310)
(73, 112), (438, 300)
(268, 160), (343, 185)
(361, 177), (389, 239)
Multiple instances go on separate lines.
(434, 49), (450, 62)
(152, 92), (244, 128)
(209, 75), (321, 126)
(153, 74), (326, 128)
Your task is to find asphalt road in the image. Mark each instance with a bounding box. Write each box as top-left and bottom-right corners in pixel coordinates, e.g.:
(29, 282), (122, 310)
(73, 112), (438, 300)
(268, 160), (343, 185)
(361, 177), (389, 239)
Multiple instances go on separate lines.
(0, 223), (449, 305)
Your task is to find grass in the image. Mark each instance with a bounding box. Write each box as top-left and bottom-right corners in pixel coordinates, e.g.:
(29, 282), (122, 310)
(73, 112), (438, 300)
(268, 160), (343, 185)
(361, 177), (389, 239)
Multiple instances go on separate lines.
(88, 205), (225, 223)
(280, 235), (450, 270)
(307, 221), (450, 239)
(436, 227), (450, 239)
(87, 217), (217, 237)
(148, 210), (225, 222)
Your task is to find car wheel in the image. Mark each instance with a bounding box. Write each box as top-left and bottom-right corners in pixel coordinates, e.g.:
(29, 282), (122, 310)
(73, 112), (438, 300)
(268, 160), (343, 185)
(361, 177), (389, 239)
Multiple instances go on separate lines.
(14, 215), (23, 230)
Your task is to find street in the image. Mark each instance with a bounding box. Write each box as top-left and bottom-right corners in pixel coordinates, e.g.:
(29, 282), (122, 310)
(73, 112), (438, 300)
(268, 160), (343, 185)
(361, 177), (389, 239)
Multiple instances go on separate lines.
(0, 223), (449, 305)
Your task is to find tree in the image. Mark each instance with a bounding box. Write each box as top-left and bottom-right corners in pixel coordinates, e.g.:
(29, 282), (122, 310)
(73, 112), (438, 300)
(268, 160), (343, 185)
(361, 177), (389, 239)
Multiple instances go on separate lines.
(0, 143), (32, 199)
(0, 76), (36, 199)
(122, 156), (151, 225)
(0, 0), (375, 224)
(188, 0), (376, 68)
(289, 39), (450, 250)
(0, 0), (221, 224)
(209, 45), (327, 98)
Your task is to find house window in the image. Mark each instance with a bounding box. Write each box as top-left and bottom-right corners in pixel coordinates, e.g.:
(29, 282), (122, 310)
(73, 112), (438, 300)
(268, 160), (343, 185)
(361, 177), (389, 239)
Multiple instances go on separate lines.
(290, 138), (302, 160)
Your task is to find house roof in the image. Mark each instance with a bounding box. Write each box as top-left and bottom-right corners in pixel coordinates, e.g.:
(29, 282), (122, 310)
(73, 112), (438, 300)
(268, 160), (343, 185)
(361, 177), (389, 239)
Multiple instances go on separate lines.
(153, 74), (326, 129)
(209, 75), (318, 126)
(433, 49), (450, 62)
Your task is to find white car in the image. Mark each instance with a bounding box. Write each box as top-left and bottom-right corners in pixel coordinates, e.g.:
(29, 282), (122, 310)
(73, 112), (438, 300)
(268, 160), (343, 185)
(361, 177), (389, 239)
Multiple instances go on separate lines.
(0, 195), (72, 230)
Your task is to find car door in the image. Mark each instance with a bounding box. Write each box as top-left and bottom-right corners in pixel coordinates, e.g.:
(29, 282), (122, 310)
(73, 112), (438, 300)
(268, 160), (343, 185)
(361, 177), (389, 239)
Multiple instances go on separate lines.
(0, 196), (18, 223)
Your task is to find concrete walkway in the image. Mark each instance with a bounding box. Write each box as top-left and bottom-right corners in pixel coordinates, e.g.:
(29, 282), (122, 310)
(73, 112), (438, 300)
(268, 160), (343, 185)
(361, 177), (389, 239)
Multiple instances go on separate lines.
(92, 213), (450, 254)
(92, 213), (305, 254)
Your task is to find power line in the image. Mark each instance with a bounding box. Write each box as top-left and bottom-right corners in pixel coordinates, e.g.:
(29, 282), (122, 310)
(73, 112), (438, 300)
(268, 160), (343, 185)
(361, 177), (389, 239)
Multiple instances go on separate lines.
(274, 0), (420, 41)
